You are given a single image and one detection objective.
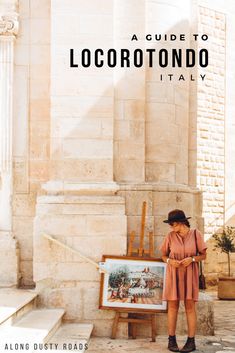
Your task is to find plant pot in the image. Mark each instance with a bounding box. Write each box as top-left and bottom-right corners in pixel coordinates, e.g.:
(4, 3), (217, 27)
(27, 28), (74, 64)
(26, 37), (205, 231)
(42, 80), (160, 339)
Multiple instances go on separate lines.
(218, 277), (235, 300)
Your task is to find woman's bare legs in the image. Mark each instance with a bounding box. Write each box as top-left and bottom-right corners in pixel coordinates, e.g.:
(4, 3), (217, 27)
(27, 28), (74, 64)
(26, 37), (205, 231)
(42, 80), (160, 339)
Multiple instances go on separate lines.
(168, 300), (180, 335)
(184, 300), (196, 337)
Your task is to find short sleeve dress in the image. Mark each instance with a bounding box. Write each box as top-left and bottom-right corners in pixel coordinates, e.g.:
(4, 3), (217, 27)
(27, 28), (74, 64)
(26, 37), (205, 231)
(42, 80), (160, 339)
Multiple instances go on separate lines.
(160, 229), (207, 301)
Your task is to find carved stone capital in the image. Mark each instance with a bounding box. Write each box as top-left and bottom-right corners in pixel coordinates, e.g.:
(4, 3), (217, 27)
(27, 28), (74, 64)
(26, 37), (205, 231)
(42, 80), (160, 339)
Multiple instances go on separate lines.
(0, 13), (19, 36)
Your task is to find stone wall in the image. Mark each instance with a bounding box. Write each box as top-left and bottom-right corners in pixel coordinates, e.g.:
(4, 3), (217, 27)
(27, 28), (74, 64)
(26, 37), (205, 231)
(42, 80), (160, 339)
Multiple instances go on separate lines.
(13, 0), (50, 286)
(33, 193), (127, 337)
(196, 0), (235, 280)
(197, 6), (225, 240)
(4, 0), (235, 309)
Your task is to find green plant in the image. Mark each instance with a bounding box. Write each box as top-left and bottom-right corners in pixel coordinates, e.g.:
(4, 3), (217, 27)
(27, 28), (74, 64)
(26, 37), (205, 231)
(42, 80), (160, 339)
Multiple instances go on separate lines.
(212, 226), (235, 277)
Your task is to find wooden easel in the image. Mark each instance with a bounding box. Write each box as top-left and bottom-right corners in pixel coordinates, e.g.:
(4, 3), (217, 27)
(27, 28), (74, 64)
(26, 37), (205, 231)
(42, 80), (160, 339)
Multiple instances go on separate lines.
(111, 202), (156, 342)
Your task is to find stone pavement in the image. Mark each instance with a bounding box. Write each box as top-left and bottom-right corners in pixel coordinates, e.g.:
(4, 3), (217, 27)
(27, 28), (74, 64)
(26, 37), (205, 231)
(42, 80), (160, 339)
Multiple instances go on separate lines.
(88, 292), (235, 353)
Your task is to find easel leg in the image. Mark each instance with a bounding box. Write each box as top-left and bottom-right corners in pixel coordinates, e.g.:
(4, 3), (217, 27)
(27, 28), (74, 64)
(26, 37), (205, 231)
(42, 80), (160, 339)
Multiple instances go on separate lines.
(151, 314), (157, 342)
(111, 312), (120, 339)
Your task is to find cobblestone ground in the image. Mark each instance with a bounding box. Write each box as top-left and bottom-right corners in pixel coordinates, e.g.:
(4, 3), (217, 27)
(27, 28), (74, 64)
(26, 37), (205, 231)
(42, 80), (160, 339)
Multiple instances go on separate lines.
(88, 292), (235, 353)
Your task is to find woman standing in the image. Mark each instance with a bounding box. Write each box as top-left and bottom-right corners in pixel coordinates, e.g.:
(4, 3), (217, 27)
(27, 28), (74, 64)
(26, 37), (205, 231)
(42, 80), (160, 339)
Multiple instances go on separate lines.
(161, 209), (207, 353)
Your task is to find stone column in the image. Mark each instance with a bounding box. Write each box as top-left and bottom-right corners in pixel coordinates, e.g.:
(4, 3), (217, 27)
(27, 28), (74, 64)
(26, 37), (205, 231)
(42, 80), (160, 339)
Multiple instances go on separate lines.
(0, 4), (19, 287)
(145, 0), (191, 184)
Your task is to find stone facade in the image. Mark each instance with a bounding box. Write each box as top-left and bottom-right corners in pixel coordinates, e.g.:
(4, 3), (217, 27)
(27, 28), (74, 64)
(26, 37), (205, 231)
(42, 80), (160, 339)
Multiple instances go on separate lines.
(197, 6), (225, 240)
(1, 0), (235, 337)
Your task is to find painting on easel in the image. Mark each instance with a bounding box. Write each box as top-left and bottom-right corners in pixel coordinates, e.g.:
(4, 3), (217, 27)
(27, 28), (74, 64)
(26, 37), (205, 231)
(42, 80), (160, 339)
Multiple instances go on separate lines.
(99, 255), (167, 312)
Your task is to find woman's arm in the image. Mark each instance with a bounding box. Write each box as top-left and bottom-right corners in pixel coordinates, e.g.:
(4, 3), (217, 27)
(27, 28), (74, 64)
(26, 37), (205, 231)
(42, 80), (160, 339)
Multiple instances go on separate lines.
(181, 250), (207, 267)
(162, 255), (181, 268)
(194, 251), (207, 262)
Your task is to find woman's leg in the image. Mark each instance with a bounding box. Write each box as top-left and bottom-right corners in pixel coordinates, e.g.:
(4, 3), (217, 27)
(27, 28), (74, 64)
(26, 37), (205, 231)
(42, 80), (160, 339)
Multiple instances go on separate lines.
(168, 300), (180, 335)
(184, 300), (196, 337)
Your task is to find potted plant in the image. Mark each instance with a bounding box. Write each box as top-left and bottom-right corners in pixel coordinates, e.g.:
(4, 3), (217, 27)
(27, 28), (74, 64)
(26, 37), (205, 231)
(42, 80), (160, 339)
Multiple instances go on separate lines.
(212, 226), (235, 299)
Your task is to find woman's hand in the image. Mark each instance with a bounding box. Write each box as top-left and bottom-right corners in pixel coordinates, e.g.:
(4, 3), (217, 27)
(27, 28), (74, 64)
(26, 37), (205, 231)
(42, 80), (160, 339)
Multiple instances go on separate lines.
(180, 257), (193, 267)
(168, 259), (181, 268)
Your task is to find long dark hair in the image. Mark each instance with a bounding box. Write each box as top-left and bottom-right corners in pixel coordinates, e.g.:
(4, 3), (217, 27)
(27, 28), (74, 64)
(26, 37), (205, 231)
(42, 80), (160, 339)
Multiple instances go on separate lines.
(179, 219), (191, 228)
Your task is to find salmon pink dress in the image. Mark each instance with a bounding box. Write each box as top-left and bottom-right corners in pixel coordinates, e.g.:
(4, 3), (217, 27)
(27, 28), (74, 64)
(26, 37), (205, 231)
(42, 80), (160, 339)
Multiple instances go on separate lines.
(160, 229), (207, 301)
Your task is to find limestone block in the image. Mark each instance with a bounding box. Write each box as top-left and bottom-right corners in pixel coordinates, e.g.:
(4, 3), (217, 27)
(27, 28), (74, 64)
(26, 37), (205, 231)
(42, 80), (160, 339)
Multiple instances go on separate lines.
(114, 159), (144, 182)
(87, 215), (127, 236)
(70, 236), (127, 262)
(34, 214), (87, 237)
(29, 160), (50, 181)
(126, 215), (154, 238)
(175, 163), (189, 185)
(37, 202), (125, 216)
(13, 159), (29, 193)
(146, 162), (175, 183)
(17, 18), (30, 45)
(0, 232), (19, 287)
(129, 121), (145, 142)
(33, 230), (67, 264)
(175, 87), (189, 108)
(78, 15), (113, 37)
(146, 143), (180, 163)
(52, 0), (113, 15)
(30, 0), (50, 18)
(146, 122), (179, 145)
(82, 282), (115, 320)
(51, 96), (113, 118)
(15, 43), (29, 65)
(13, 194), (36, 217)
(114, 17), (145, 40)
(63, 139), (113, 159)
(30, 44), (49, 65)
(52, 117), (112, 139)
(147, 103), (171, 123)
(134, 312), (167, 336)
(19, 260), (33, 287)
(54, 263), (100, 282)
(153, 191), (194, 216)
(115, 71), (145, 100)
(30, 98), (50, 120)
(155, 235), (166, 257)
(124, 99), (145, 121)
(13, 215), (33, 241)
(62, 159), (113, 182)
(154, 216), (170, 236)
(34, 261), (58, 282)
(89, 319), (128, 338)
(30, 136), (50, 159)
(115, 0), (145, 17)
(13, 65), (29, 157)
(19, 0), (30, 19)
(30, 77), (50, 100)
(18, 237), (33, 261)
(118, 190), (153, 216)
(30, 19), (50, 45)
(30, 63), (50, 80)
(51, 73), (113, 97)
(117, 141), (144, 160)
(46, 288), (83, 321)
(63, 203), (125, 215)
(146, 84), (174, 104)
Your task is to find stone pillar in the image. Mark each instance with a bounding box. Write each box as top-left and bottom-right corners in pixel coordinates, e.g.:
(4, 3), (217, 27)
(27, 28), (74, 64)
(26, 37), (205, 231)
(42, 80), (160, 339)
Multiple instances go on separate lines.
(113, 0), (146, 182)
(33, 1), (128, 336)
(0, 3), (19, 287)
(49, 1), (115, 188)
(145, 0), (191, 184)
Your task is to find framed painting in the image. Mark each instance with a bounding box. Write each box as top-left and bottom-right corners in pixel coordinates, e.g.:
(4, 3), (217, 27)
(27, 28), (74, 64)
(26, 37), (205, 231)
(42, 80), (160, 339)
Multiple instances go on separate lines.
(99, 255), (167, 312)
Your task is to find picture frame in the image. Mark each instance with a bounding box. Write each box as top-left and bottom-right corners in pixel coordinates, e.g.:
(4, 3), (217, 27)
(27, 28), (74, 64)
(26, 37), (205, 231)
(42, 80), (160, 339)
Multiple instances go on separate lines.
(99, 255), (167, 313)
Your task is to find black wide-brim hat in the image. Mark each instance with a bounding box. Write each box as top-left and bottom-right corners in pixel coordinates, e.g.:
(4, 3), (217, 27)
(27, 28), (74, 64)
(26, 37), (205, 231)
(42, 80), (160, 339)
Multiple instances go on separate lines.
(163, 209), (191, 223)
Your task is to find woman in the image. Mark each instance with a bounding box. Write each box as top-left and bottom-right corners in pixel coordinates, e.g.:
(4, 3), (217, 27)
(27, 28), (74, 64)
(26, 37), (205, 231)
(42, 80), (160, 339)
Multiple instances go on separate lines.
(160, 209), (207, 353)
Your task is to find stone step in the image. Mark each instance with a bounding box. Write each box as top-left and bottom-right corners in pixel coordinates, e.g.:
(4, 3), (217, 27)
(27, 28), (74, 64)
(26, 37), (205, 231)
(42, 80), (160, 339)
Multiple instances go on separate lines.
(0, 288), (38, 326)
(0, 308), (65, 352)
(43, 323), (94, 352)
